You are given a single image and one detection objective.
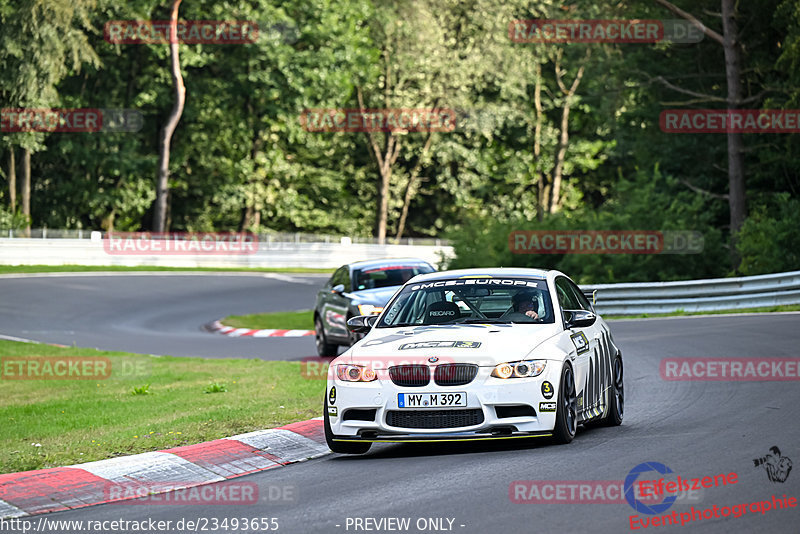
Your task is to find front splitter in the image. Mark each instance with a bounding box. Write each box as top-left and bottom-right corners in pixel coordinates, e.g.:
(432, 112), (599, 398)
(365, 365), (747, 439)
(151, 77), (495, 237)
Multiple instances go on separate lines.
(333, 431), (553, 443)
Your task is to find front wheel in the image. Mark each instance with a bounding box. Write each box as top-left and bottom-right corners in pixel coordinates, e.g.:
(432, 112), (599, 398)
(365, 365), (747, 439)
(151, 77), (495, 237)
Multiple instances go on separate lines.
(324, 396), (371, 454)
(551, 363), (577, 444)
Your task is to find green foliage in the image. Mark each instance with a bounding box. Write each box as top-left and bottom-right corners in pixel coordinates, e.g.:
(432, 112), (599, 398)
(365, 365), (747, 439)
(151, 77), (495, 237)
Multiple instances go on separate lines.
(736, 194), (800, 276)
(0, 207), (30, 230)
(204, 382), (228, 394)
(446, 168), (727, 283)
(131, 384), (151, 396)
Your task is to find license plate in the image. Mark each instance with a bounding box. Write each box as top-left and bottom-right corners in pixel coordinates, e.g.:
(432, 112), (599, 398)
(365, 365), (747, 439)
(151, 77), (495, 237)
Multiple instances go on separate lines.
(397, 392), (467, 408)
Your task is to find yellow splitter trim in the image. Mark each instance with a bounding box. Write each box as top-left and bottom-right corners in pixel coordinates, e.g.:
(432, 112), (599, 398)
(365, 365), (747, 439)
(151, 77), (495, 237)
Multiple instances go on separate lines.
(334, 433), (552, 443)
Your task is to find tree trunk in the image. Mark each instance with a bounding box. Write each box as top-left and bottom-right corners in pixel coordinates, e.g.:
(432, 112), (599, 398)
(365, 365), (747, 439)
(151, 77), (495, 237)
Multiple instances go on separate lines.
(8, 148), (16, 212)
(721, 0), (746, 243)
(550, 51), (588, 214)
(654, 0), (746, 268)
(534, 62), (546, 220)
(357, 86), (400, 244)
(550, 104), (571, 214)
(376, 164), (392, 243)
(153, 0), (185, 232)
(22, 148), (30, 235)
(395, 132), (434, 241)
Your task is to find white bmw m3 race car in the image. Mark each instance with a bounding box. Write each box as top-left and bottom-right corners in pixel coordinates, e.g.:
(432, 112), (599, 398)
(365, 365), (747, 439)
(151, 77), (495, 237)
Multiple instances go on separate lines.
(324, 268), (624, 454)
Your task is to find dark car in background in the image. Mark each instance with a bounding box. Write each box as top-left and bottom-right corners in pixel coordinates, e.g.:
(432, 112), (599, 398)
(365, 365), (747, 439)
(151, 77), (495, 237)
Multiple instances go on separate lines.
(314, 258), (436, 356)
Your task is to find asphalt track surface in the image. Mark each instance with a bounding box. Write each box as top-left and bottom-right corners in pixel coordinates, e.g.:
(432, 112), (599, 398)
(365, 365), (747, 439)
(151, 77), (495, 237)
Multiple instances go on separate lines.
(6, 274), (800, 533)
(0, 273), (328, 360)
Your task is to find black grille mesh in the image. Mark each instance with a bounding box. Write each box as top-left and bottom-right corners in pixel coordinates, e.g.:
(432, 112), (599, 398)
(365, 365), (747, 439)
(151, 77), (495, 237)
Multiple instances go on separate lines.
(386, 409), (484, 429)
(389, 365), (430, 387)
(434, 363), (478, 386)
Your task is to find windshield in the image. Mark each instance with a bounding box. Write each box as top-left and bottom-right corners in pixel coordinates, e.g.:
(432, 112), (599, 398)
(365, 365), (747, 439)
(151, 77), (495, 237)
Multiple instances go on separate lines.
(377, 278), (554, 327)
(353, 264), (434, 291)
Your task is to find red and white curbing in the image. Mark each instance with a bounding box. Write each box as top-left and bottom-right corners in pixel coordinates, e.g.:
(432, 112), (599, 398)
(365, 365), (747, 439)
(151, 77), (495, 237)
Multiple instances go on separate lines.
(0, 418), (328, 519)
(206, 320), (314, 338)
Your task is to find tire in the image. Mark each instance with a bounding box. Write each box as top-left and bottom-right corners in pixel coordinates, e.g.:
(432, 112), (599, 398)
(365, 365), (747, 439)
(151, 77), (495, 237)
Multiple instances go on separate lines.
(315, 316), (338, 357)
(324, 396), (371, 454)
(551, 363), (578, 444)
(601, 354), (624, 427)
(346, 314), (358, 347)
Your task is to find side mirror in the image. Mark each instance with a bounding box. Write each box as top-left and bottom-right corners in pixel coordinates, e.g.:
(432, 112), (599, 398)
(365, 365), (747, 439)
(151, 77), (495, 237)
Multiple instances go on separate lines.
(564, 309), (596, 329)
(347, 315), (378, 333)
(331, 284), (345, 294)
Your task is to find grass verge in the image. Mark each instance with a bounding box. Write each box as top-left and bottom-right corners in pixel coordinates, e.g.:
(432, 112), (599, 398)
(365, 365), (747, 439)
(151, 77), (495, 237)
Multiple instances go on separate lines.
(0, 264), (330, 274)
(221, 310), (314, 331)
(606, 303), (800, 320)
(0, 340), (324, 474)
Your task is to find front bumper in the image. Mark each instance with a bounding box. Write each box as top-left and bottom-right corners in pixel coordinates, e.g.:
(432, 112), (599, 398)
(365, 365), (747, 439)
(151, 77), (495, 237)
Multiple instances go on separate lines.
(326, 363), (561, 442)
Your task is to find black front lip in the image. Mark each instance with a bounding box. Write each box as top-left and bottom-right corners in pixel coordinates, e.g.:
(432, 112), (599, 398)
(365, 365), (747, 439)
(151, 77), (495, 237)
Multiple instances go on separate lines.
(332, 430), (552, 443)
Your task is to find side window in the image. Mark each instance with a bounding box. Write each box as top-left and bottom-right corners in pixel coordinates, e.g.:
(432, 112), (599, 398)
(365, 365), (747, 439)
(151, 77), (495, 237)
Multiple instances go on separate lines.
(566, 279), (592, 311)
(555, 277), (580, 310)
(342, 268), (351, 291)
(331, 266), (347, 288)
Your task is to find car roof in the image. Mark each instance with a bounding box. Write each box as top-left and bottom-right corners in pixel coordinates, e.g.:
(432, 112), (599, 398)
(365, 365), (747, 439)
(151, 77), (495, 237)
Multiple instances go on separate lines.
(409, 267), (552, 282)
(347, 258), (434, 270)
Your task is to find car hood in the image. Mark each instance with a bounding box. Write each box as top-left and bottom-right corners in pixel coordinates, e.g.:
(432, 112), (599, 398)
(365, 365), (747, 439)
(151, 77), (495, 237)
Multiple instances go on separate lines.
(342, 323), (563, 366)
(348, 286), (401, 306)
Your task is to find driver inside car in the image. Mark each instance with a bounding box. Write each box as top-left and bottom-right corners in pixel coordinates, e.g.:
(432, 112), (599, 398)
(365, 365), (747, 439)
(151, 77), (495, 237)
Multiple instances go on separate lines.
(507, 290), (540, 320)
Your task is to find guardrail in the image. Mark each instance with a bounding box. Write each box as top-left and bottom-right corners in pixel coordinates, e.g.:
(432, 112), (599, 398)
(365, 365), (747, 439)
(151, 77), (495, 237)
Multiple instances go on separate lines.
(0, 236), (453, 269)
(581, 270), (800, 315)
(1, 228), (448, 246)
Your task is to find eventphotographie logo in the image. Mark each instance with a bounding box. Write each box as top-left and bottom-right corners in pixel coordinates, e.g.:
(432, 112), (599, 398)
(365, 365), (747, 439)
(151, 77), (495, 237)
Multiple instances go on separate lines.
(753, 446), (793, 483)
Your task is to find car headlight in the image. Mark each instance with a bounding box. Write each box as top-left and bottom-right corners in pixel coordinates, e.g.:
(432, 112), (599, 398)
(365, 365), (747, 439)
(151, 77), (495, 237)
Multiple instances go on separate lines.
(492, 360), (547, 379)
(336, 364), (377, 382)
(357, 304), (384, 316)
